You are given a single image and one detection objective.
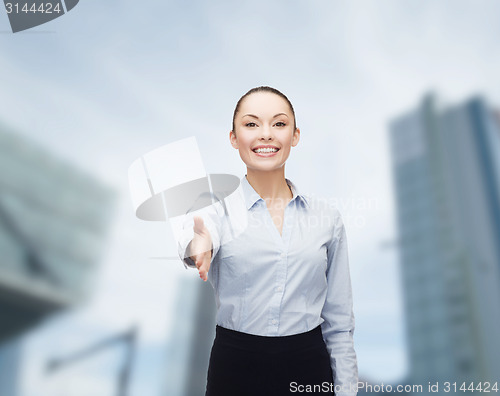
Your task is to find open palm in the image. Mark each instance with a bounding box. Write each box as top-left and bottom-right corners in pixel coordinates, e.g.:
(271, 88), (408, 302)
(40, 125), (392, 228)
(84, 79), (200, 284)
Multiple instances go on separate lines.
(189, 215), (213, 281)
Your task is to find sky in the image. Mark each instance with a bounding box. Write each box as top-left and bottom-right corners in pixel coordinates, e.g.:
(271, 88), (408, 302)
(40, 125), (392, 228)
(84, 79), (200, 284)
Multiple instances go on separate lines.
(1, 0), (500, 394)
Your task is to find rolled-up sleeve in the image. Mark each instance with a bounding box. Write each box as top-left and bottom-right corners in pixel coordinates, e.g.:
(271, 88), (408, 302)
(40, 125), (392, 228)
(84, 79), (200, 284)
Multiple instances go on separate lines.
(177, 201), (225, 268)
(320, 208), (358, 396)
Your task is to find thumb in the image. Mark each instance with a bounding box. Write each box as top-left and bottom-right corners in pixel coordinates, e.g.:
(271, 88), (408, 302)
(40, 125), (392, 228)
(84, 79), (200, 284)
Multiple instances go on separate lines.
(193, 215), (205, 234)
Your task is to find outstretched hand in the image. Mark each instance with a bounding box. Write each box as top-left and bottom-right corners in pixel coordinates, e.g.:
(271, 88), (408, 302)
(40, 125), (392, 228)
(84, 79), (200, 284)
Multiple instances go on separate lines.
(188, 215), (213, 282)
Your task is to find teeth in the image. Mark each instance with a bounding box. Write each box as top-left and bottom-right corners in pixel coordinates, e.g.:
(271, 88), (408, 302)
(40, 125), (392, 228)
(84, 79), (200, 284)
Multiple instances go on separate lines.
(254, 148), (278, 153)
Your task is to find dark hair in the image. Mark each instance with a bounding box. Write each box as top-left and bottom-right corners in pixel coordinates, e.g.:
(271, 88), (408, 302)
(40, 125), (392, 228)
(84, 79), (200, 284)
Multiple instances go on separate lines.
(232, 86), (297, 135)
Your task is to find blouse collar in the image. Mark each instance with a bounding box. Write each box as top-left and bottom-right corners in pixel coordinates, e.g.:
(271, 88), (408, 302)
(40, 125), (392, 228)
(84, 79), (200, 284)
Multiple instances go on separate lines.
(240, 174), (309, 210)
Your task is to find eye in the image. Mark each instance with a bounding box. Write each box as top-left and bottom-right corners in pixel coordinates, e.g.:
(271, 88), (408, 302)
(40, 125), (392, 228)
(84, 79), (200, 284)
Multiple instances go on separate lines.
(245, 122), (258, 127)
(275, 121), (287, 127)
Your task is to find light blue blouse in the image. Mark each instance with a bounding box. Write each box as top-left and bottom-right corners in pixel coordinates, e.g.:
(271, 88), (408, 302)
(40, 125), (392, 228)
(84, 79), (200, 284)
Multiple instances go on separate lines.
(178, 174), (358, 396)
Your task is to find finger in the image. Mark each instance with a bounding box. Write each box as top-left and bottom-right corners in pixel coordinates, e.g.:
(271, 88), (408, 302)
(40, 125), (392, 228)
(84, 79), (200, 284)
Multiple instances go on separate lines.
(195, 252), (209, 270)
(195, 255), (204, 270)
(199, 258), (210, 282)
(199, 267), (206, 281)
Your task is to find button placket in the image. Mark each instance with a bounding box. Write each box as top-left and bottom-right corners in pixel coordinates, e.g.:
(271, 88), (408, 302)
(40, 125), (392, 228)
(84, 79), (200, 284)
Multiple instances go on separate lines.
(265, 198), (297, 335)
(274, 202), (297, 334)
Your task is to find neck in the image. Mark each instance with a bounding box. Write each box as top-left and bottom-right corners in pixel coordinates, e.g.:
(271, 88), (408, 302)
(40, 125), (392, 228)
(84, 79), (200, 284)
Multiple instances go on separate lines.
(246, 168), (292, 203)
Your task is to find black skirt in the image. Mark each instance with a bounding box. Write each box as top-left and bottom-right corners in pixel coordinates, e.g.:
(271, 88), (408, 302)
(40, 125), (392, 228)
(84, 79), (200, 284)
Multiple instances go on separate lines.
(205, 325), (335, 396)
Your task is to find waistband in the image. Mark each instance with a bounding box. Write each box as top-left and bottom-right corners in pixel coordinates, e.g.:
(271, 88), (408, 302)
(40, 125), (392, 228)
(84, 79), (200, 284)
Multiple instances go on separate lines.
(214, 325), (325, 354)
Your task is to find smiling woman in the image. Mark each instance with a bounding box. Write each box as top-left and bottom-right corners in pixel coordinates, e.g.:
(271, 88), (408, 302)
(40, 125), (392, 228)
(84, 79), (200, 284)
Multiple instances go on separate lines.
(229, 88), (300, 180)
(179, 86), (358, 396)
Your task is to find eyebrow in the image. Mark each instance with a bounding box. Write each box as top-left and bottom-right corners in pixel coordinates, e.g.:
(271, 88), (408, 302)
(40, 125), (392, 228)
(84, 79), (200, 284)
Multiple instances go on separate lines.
(242, 113), (289, 119)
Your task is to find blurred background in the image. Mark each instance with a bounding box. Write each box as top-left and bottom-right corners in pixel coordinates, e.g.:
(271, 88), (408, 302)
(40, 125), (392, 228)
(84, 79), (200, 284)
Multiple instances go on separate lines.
(1, 1), (499, 395)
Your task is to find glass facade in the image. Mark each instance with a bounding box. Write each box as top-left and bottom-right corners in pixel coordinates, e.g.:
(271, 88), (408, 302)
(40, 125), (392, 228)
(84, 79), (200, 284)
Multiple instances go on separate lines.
(0, 124), (116, 343)
(389, 94), (500, 392)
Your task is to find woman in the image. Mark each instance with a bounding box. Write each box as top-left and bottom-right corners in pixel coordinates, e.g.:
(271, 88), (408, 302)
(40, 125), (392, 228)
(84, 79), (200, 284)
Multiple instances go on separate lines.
(182, 86), (358, 396)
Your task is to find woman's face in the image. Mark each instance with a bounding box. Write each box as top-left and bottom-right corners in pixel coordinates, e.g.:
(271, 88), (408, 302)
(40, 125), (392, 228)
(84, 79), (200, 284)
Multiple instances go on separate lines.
(230, 92), (300, 172)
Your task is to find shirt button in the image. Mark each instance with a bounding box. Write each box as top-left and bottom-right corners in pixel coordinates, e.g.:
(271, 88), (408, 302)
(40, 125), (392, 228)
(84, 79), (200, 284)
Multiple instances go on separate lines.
(280, 252), (286, 258)
(276, 286), (283, 292)
(272, 319), (278, 325)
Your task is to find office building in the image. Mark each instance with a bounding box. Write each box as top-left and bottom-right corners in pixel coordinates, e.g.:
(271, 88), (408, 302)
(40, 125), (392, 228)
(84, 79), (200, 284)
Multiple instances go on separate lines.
(0, 124), (115, 393)
(389, 94), (500, 392)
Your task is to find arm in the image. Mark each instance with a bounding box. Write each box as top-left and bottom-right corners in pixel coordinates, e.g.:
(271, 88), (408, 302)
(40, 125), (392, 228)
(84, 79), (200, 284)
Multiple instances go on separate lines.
(320, 208), (358, 396)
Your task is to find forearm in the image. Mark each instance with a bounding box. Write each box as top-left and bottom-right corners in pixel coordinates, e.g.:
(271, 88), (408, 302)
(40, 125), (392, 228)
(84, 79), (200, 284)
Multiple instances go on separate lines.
(322, 207), (358, 395)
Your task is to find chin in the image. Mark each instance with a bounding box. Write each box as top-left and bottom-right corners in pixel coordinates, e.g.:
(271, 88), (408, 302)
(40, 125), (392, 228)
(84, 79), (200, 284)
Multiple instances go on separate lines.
(248, 164), (286, 173)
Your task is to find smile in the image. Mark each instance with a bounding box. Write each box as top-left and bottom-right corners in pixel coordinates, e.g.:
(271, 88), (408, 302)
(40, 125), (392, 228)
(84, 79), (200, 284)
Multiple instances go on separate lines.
(252, 147), (280, 157)
(253, 147), (279, 153)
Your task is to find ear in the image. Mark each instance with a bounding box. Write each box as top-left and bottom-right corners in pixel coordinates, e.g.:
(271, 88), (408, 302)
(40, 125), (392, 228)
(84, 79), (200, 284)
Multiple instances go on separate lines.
(291, 127), (300, 147)
(229, 130), (238, 149)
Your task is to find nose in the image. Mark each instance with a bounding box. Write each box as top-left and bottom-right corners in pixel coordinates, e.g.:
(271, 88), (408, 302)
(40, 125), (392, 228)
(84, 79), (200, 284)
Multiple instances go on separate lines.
(260, 125), (274, 140)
